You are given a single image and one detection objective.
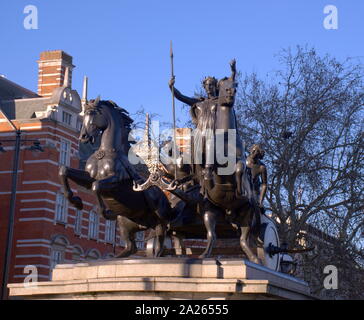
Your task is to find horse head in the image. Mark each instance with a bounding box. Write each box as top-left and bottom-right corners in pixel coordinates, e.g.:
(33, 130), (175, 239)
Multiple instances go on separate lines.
(79, 96), (106, 144)
(80, 98), (133, 153)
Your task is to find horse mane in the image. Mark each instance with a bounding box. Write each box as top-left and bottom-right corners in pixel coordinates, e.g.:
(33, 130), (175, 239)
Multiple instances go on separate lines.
(102, 100), (133, 127)
(90, 99), (134, 150)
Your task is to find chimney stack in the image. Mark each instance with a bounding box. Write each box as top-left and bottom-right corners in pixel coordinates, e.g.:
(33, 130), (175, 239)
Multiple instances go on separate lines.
(37, 50), (74, 97)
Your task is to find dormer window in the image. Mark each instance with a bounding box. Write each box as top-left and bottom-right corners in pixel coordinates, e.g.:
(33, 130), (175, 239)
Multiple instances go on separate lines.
(62, 111), (72, 125)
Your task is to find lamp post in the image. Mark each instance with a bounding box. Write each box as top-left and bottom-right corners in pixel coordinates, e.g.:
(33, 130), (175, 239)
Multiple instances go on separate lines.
(0, 109), (43, 300)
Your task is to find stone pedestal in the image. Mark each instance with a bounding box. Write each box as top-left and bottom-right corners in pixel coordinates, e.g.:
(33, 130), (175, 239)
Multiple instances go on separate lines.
(8, 258), (314, 300)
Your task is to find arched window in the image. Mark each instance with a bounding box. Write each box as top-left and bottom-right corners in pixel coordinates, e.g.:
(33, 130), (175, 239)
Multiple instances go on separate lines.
(88, 209), (99, 240)
(72, 245), (84, 262)
(85, 249), (101, 261)
(50, 235), (69, 276)
(104, 252), (115, 259)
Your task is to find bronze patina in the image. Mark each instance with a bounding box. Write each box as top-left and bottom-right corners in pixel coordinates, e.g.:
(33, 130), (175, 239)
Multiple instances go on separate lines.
(59, 56), (313, 272)
(59, 98), (175, 258)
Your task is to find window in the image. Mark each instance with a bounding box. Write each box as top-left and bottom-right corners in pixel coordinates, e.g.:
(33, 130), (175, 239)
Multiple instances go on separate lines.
(88, 210), (99, 240)
(75, 210), (82, 235)
(59, 139), (70, 165)
(135, 231), (145, 249)
(50, 250), (63, 270)
(76, 118), (83, 132)
(62, 111), (72, 126)
(50, 235), (69, 278)
(105, 220), (116, 243)
(86, 249), (101, 261)
(72, 246), (84, 262)
(55, 193), (67, 223)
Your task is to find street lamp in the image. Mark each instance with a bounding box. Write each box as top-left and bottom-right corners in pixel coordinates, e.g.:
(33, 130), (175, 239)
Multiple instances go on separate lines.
(0, 109), (44, 300)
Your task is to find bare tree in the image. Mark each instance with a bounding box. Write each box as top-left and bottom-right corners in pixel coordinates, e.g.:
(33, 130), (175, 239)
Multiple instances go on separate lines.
(235, 46), (364, 298)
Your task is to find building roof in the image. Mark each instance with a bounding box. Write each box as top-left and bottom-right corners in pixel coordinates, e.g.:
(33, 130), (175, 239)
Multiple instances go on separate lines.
(0, 76), (39, 101)
(0, 76), (81, 120)
(0, 98), (50, 120)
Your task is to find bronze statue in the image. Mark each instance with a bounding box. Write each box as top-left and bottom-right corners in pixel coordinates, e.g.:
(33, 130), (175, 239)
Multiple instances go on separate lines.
(56, 55), (312, 272)
(169, 61), (228, 176)
(149, 59), (261, 261)
(169, 60), (245, 195)
(59, 98), (175, 258)
(246, 144), (267, 208)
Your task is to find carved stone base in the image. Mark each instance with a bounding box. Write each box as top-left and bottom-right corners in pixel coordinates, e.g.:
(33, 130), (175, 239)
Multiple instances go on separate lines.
(8, 258), (314, 300)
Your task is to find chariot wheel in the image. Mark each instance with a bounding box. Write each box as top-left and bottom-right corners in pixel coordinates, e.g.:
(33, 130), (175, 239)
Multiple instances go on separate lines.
(146, 238), (156, 257)
(257, 215), (280, 272)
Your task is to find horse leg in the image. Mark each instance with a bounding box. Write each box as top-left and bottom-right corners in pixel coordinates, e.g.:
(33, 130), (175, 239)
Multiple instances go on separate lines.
(153, 223), (166, 257)
(238, 211), (260, 264)
(149, 188), (174, 222)
(115, 216), (138, 258)
(199, 205), (218, 259)
(59, 166), (94, 210)
(91, 176), (119, 220)
(142, 189), (172, 257)
(172, 233), (186, 255)
(235, 160), (244, 196)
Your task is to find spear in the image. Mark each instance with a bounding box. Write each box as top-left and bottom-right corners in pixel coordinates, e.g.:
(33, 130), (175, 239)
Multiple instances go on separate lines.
(170, 41), (177, 179)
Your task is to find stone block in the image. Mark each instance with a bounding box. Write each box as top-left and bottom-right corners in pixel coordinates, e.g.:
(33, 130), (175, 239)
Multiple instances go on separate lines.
(8, 258), (314, 300)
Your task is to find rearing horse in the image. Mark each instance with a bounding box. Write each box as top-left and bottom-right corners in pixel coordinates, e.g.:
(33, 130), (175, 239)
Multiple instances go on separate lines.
(59, 98), (174, 257)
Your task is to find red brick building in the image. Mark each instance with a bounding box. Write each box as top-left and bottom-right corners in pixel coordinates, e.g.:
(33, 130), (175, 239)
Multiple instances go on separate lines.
(0, 51), (131, 297)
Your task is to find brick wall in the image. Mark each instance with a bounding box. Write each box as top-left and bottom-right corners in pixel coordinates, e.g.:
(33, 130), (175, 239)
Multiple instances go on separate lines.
(37, 50), (73, 96)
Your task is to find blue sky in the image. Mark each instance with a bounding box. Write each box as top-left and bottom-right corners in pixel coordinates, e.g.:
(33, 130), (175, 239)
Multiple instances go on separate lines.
(1, 0), (363, 124)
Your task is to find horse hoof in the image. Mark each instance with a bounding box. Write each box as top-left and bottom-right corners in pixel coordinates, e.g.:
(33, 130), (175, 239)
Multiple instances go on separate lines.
(116, 247), (137, 258)
(71, 196), (83, 210)
(154, 249), (164, 258)
(115, 250), (132, 258)
(250, 257), (261, 265)
(116, 241), (137, 258)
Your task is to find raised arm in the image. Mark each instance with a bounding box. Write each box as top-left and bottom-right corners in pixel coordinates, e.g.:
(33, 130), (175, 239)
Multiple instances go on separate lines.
(229, 59), (236, 82)
(169, 77), (200, 106)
